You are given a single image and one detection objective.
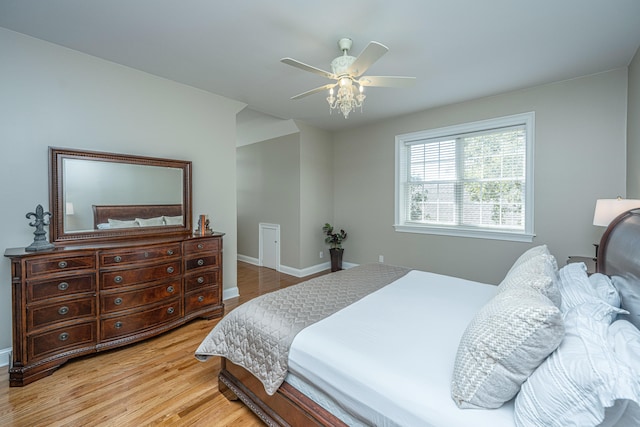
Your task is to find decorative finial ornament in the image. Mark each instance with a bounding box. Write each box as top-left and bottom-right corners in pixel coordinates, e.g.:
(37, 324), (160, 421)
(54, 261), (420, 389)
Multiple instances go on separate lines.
(25, 204), (55, 252)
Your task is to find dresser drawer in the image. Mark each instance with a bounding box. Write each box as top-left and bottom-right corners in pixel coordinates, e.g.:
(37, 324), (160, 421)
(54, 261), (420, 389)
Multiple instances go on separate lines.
(184, 255), (218, 271)
(101, 279), (181, 313)
(28, 297), (97, 331)
(26, 254), (95, 278)
(184, 270), (219, 292)
(100, 244), (182, 266)
(100, 298), (182, 340)
(101, 260), (181, 289)
(185, 287), (220, 314)
(27, 274), (96, 302)
(28, 322), (96, 360)
(184, 238), (220, 254)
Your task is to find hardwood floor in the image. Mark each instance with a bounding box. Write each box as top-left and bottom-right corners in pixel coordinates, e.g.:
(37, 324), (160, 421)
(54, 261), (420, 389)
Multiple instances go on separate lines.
(0, 262), (329, 427)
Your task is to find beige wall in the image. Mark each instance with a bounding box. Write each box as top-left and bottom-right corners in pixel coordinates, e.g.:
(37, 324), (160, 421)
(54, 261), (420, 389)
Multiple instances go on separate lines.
(297, 122), (334, 268)
(332, 69), (628, 284)
(628, 47), (640, 197)
(236, 134), (301, 266)
(0, 28), (244, 350)
(236, 123), (333, 272)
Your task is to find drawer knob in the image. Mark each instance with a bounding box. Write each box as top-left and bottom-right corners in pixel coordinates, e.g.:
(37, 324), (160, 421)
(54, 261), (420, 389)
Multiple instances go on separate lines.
(58, 306), (69, 315)
(58, 261), (68, 269)
(58, 282), (69, 291)
(167, 307), (175, 314)
(114, 321), (123, 329)
(114, 255), (122, 263)
(198, 296), (205, 303)
(114, 297), (123, 305)
(197, 277), (205, 284)
(197, 259), (204, 266)
(167, 266), (175, 274)
(167, 285), (175, 293)
(167, 249), (174, 256)
(114, 276), (123, 284)
(59, 332), (69, 341)
(144, 252), (149, 258)
(197, 243), (204, 249)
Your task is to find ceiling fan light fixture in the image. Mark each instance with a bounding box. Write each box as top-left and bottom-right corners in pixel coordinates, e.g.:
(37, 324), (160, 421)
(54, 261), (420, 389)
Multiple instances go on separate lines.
(327, 80), (365, 119)
(282, 38), (416, 119)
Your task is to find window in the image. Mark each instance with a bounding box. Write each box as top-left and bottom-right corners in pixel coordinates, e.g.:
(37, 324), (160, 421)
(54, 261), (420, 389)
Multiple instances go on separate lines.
(395, 112), (534, 241)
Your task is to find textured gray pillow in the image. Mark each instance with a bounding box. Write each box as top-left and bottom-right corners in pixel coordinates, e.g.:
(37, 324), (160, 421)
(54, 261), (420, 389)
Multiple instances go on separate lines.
(451, 286), (564, 409)
(499, 253), (561, 307)
(505, 244), (552, 277)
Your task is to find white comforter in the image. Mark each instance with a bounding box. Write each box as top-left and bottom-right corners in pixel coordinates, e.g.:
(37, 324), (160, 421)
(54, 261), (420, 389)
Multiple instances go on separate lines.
(287, 270), (516, 427)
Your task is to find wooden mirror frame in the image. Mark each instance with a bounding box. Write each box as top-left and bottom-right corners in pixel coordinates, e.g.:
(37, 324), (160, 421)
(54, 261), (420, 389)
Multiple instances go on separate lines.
(49, 147), (192, 245)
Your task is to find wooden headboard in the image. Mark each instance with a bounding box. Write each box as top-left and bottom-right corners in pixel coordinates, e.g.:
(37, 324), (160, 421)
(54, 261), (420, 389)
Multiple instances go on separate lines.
(598, 207), (640, 328)
(92, 204), (183, 229)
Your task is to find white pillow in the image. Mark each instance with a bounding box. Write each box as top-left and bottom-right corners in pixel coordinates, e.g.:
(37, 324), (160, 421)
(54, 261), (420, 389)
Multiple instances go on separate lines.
(451, 286), (564, 409)
(107, 218), (139, 228)
(135, 216), (164, 227)
(515, 303), (637, 427)
(558, 263), (621, 314)
(589, 273), (622, 308)
(163, 215), (183, 225)
(611, 275), (640, 330)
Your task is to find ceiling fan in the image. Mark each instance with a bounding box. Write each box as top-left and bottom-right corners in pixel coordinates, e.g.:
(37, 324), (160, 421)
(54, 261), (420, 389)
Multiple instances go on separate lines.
(281, 38), (416, 118)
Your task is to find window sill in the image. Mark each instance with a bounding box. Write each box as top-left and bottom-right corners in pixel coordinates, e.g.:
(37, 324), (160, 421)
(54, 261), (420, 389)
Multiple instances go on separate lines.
(393, 224), (535, 242)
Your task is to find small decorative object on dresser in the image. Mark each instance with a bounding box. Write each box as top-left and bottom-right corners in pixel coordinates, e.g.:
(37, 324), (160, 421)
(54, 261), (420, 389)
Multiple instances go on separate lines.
(194, 214), (213, 236)
(24, 204), (54, 252)
(322, 223), (347, 272)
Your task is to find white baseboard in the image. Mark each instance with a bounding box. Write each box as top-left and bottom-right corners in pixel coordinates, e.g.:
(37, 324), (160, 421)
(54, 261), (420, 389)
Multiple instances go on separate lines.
(236, 254), (358, 278)
(0, 347), (11, 368)
(237, 254), (260, 266)
(223, 286), (239, 300)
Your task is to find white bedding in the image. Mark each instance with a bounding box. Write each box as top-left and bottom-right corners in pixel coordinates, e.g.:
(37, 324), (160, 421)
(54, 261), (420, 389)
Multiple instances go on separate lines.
(287, 269), (516, 427)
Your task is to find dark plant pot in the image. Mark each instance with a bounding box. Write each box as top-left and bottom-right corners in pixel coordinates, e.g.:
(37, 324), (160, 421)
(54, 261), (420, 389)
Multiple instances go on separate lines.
(329, 248), (344, 272)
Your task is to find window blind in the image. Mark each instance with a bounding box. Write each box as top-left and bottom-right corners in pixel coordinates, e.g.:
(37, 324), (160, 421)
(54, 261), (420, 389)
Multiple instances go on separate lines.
(405, 125), (526, 231)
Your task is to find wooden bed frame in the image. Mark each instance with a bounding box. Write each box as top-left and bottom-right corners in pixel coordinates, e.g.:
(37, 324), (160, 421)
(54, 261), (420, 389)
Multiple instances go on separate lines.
(217, 208), (640, 427)
(92, 204), (183, 229)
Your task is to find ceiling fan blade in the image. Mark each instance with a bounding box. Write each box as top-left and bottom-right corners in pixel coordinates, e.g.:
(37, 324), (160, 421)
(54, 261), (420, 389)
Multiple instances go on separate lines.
(358, 76), (416, 88)
(290, 83), (337, 100)
(347, 41), (389, 77)
(281, 57), (335, 79)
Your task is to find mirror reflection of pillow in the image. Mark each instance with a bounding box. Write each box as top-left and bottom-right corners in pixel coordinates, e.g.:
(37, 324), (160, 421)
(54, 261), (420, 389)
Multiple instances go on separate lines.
(107, 218), (139, 228)
(163, 215), (183, 225)
(135, 216), (164, 227)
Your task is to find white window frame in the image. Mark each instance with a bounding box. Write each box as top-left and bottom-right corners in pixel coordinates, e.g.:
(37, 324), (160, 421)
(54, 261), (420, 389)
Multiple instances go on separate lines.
(394, 112), (535, 242)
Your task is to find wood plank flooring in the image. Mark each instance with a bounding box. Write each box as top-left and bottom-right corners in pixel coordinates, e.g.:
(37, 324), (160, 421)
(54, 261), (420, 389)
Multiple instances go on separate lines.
(0, 262), (329, 427)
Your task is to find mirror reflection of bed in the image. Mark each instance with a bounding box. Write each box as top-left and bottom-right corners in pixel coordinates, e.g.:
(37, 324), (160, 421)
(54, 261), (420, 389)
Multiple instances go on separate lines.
(92, 204), (183, 230)
(195, 208), (640, 427)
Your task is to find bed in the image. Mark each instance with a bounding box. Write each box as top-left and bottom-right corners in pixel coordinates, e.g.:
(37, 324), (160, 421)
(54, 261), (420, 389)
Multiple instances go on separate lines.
(92, 203), (183, 229)
(196, 209), (640, 427)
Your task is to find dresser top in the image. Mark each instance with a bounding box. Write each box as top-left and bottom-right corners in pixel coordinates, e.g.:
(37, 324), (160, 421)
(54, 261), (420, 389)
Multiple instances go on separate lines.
(5, 232), (225, 258)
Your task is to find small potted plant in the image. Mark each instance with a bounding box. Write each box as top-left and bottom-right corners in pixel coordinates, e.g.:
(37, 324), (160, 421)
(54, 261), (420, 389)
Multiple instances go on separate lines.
(323, 223), (347, 272)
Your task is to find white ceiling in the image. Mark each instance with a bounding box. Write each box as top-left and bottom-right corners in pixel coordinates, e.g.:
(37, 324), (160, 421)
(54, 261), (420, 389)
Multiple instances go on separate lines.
(1, 0), (639, 131)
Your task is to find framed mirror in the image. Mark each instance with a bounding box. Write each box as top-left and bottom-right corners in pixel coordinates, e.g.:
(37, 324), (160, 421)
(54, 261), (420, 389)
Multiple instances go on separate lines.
(49, 147), (192, 245)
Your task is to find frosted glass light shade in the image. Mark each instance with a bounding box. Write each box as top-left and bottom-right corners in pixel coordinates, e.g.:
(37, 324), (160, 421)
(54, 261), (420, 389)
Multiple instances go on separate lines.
(593, 198), (640, 227)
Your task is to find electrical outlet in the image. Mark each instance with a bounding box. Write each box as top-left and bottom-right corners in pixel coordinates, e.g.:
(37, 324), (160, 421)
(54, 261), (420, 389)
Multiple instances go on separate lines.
(378, 255), (384, 263)
(319, 251), (324, 259)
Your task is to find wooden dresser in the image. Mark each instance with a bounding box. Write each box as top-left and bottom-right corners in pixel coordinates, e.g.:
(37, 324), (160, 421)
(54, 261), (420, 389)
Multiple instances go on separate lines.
(4, 233), (224, 386)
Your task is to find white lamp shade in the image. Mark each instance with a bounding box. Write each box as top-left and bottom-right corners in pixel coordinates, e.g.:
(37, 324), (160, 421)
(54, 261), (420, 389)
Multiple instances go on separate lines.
(593, 198), (640, 227)
(65, 202), (75, 216)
